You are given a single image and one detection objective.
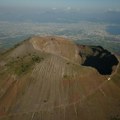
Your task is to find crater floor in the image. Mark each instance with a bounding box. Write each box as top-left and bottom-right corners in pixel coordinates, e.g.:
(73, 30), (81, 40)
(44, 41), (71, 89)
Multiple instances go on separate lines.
(77, 45), (119, 75)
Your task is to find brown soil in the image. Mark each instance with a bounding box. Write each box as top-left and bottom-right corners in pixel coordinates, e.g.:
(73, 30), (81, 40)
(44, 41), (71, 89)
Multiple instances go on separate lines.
(0, 36), (120, 120)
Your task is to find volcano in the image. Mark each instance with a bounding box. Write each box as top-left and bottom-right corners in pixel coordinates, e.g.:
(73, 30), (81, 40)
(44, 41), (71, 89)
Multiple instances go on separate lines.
(0, 36), (120, 120)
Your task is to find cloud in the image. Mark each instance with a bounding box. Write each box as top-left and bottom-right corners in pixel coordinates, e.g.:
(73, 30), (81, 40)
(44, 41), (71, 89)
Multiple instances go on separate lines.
(66, 6), (71, 10)
(108, 8), (120, 12)
(52, 7), (57, 10)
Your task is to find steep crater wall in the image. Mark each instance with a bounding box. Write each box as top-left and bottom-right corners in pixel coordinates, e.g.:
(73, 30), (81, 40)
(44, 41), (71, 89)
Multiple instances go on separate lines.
(77, 45), (119, 75)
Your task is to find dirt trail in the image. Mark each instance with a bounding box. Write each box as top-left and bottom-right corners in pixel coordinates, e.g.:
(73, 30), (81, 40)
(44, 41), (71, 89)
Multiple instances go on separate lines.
(0, 36), (120, 120)
(0, 55), (107, 119)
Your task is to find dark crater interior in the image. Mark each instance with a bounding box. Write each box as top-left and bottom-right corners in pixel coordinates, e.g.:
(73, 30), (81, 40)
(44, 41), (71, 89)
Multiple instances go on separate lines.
(77, 45), (119, 75)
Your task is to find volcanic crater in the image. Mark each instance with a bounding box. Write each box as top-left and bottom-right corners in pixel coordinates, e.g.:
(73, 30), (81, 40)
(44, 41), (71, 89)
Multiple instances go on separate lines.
(77, 45), (119, 75)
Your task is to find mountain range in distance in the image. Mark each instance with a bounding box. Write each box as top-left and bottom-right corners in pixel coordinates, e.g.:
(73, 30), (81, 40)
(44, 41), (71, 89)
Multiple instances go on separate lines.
(0, 7), (120, 24)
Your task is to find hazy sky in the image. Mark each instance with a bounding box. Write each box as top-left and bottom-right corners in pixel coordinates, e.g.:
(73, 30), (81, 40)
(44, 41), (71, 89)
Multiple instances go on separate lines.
(0, 0), (120, 11)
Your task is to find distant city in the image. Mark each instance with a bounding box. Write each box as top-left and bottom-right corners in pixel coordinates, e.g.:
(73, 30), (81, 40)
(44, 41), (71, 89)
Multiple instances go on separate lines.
(0, 9), (120, 54)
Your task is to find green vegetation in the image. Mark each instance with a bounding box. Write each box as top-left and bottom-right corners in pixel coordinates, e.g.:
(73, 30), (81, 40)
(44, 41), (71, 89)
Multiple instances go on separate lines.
(63, 74), (74, 79)
(66, 62), (70, 65)
(63, 74), (68, 79)
(6, 53), (44, 75)
(32, 54), (44, 63)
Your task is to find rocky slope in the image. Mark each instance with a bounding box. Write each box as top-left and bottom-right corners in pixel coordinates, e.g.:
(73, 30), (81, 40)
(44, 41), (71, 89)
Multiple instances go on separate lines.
(0, 36), (120, 120)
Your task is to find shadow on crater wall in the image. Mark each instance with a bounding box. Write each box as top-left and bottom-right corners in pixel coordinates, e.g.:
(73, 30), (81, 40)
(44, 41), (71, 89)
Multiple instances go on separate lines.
(78, 45), (119, 75)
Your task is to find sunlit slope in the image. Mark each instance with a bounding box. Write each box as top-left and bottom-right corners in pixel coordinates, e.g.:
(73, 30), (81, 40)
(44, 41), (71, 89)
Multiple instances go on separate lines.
(0, 36), (120, 120)
(30, 36), (81, 63)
